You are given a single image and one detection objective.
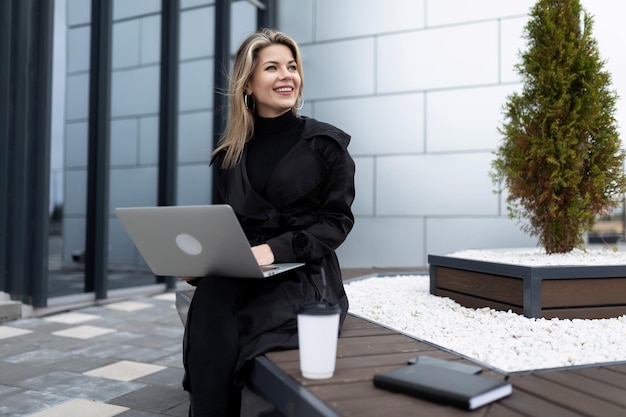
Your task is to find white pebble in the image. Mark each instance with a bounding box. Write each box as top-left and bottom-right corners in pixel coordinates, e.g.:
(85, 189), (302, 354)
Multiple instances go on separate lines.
(345, 275), (626, 372)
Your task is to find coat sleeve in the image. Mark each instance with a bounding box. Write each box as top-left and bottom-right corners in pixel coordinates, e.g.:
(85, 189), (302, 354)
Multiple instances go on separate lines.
(266, 138), (355, 263)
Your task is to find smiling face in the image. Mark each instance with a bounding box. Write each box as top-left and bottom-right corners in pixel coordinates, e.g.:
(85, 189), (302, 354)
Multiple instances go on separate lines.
(245, 44), (302, 118)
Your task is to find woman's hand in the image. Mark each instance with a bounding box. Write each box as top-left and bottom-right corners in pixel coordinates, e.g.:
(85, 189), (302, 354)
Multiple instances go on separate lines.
(251, 243), (275, 266)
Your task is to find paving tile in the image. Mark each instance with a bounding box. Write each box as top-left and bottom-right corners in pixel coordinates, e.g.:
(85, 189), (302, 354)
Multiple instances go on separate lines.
(149, 325), (184, 339)
(52, 324), (117, 339)
(44, 312), (100, 324)
(0, 326), (32, 340)
(105, 317), (172, 328)
(18, 371), (145, 402)
(135, 366), (184, 388)
(29, 334), (91, 351)
(0, 384), (20, 396)
(146, 319), (180, 338)
(162, 342), (183, 353)
(110, 385), (189, 414)
(0, 389), (69, 416)
(4, 348), (74, 365)
(6, 329), (69, 347)
(84, 360), (167, 382)
(152, 352), (183, 369)
(0, 342), (32, 359)
(80, 306), (115, 315)
(128, 335), (180, 349)
(105, 301), (153, 312)
(113, 322), (162, 334)
(50, 355), (114, 374)
(27, 398), (128, 417)
(72, 343), (146, 359)
(152, 293), (176, 302)
(0, 361), (49, 385)
(4, 317), (49, 329)
(162, 400), (190, 417)
(87, 318), (132, 332)
(99, 330), (145, 344)
(74, 342), (172, 363)
(118, 347), (174, 363)
(115, 411), (173, 417)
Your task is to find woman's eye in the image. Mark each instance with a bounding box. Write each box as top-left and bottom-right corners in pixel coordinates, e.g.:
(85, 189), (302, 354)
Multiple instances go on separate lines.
(265, 65), (276, 71)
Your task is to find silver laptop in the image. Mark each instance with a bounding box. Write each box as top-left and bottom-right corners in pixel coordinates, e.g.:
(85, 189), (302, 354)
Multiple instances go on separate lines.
(115, 205), (304, 278)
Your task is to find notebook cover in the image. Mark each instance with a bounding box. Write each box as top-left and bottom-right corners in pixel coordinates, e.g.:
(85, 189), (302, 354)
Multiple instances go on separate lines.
(407, 355), (483, 374)
(373, 364), (512, 410)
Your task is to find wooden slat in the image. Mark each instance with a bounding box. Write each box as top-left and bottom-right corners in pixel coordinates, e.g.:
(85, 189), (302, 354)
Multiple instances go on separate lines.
(434, 288), (524, 315)
(280, 363), (405, 387)
(541, 277), (626, 307)
(339, 315), (399, 337)
(337, 336), (432, 357)
(325, 393), (488, 417)
(266, 347), (440, 368)
(497, 386), (587, 417)
(483, 403), (531, 417)
(570, 366), (626, 387)
(308, 381), (390, 402)
(336, 351), (441, 368)
(535, 370), (626, 408)
(509, 373), (626, 417)
(541, 305), (626, 319)
(340, 326), (398, 337)
(606, 363), (626, 374)
(433, 266), (524, 305)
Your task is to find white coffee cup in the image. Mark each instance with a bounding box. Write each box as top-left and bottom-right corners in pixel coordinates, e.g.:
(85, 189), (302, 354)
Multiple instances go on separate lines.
(297, 301), (341, 379)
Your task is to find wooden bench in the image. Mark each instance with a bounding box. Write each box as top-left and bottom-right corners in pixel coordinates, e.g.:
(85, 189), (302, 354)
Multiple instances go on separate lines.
(176, 276), (626, 417)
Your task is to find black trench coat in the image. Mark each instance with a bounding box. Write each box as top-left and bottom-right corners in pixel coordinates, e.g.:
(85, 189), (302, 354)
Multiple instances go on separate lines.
(214, 116), (356, 374)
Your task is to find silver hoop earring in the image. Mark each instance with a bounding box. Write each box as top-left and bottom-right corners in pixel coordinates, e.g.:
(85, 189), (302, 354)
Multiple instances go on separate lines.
(244, 94), (255, 112)
(294, 95), (304, 111)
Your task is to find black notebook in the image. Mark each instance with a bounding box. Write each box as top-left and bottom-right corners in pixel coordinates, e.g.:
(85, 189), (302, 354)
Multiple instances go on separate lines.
(407, 355), (483, 375)
(373, 363), (512, 410)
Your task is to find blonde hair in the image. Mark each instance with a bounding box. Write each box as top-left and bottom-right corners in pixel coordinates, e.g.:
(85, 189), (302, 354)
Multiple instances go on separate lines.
(213, 28), (304, 168)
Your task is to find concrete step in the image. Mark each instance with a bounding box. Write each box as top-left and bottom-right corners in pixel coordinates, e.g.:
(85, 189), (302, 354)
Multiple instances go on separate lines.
(0, 301), (22, 323)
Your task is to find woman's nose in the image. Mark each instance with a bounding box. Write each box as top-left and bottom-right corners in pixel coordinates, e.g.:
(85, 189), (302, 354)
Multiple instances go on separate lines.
(279, 68), (292, 80)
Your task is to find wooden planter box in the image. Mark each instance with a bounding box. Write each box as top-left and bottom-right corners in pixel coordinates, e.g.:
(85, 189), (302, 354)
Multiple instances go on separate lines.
(428, 254), (626, 319)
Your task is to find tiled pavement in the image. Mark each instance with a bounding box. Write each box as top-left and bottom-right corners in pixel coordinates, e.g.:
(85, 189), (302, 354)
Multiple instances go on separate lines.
(0, 293), (190, 417)
(0, 269), (400, 416)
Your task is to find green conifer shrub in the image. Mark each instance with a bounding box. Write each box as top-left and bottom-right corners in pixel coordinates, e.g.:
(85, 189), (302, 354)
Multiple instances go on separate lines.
(491, 0), (626, 254)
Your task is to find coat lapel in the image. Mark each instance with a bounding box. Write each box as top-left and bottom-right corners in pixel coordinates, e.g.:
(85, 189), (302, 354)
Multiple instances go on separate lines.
(264, 139), (326, 207)
(218, 150), (274, 219)
(220, 138), (327, 217)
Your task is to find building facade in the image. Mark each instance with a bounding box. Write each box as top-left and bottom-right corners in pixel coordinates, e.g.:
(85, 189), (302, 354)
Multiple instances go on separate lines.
(1, 0), (624, 310)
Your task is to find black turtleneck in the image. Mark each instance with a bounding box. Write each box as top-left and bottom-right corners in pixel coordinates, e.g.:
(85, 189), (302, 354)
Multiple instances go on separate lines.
(246, 111), (304, 195)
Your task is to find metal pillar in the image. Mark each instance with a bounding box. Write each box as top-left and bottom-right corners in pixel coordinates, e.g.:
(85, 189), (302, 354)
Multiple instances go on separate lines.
(30, 0), (54, 306)
(85, 0), (112, 299)
(158, 0), (180, 209)
(212, 0), (231, 203)
(257, 0), (276, 29)
(159, 0), (180, 289)
(0, 0), (12, 293)
(0, 0), (54, 307)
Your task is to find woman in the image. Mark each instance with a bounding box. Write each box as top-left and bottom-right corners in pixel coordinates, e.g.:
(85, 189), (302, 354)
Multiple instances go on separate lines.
(180, 28), (355, 416)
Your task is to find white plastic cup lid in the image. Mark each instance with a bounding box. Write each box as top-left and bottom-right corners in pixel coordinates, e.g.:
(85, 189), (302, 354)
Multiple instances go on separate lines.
(298, 301), (340, 315)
